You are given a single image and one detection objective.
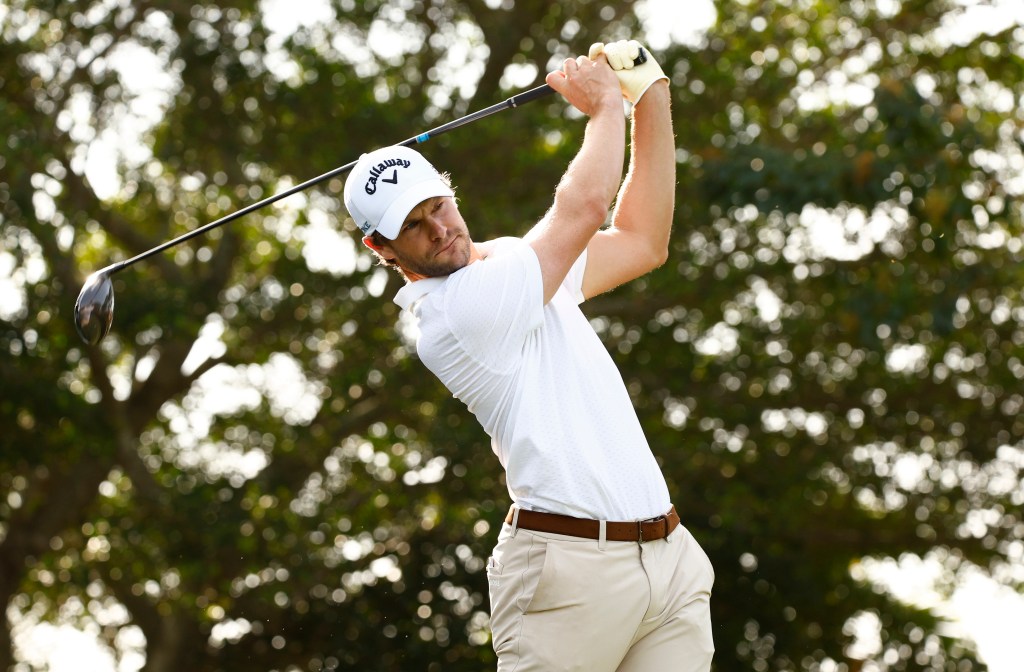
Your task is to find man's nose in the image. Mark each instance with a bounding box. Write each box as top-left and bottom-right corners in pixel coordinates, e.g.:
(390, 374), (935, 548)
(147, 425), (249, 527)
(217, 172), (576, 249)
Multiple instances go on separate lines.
(426, 216), (447, 239)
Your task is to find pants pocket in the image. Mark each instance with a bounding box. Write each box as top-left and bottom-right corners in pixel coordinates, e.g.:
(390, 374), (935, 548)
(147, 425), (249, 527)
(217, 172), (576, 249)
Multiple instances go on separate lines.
(488, 532), (552, 656)
(486, 556), (504, 588)
(680, 527), (716, 593)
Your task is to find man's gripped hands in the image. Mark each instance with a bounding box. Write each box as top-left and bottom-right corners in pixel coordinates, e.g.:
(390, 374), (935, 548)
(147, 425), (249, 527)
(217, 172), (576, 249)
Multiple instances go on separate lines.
(544, 51), (623, 118)
(589, 40), (669, 105)
(545, 39), (668, 113)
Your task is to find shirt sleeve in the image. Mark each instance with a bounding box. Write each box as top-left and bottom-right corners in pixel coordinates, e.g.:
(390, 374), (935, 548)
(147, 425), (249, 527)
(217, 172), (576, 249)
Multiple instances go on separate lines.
(564, 247), (588, 305)
(441, 238), (545, 372)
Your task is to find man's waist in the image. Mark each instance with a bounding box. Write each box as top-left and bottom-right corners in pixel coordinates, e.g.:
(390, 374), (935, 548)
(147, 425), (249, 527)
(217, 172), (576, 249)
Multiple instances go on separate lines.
(505, 505), (680, 543)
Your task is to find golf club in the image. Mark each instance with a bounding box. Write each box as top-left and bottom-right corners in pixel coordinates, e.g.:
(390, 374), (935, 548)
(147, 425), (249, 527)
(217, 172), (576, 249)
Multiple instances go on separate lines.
(74, 49), (647, 345)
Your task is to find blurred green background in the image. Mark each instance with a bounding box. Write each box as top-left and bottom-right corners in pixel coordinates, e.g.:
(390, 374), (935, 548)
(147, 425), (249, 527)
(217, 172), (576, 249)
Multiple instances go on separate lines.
(1, 0), (1022, 670)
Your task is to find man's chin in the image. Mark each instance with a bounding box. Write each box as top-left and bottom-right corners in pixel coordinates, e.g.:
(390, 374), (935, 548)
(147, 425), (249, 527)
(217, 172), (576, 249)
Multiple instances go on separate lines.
(408, 256), (470, 279)
(435, 242), (472, 273)
(438, 256), (471, 276)
(399, 239), (473, 278)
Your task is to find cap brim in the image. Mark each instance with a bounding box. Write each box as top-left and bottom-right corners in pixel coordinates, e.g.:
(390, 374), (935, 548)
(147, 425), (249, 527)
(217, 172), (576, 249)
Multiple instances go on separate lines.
(374, 178), (455, 240)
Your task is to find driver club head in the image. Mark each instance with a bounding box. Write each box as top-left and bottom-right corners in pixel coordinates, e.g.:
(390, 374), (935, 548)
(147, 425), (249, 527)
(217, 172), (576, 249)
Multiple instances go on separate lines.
(74, 270), (115, 345)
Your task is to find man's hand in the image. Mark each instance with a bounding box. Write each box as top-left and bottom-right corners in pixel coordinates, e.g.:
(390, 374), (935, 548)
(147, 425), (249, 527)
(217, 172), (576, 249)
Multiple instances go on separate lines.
(544, 52), (623, 118)
(588, 40), (668, 105)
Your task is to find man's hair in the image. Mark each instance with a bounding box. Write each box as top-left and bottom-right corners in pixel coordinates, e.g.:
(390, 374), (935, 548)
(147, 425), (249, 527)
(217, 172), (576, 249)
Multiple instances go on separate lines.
(365, 172), (455, 275)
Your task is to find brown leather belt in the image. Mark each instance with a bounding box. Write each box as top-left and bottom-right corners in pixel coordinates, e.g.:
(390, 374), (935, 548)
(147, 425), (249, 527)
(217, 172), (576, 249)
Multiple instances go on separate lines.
(505, 506), (680, 543)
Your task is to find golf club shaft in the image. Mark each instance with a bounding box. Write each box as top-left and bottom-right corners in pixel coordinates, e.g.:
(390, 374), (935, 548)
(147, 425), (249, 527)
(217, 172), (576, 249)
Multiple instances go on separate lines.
(103, 83), (558, 276)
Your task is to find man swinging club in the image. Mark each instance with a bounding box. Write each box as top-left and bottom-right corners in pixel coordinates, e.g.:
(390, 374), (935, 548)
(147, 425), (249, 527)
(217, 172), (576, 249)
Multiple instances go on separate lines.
(343, 40), (715, 671)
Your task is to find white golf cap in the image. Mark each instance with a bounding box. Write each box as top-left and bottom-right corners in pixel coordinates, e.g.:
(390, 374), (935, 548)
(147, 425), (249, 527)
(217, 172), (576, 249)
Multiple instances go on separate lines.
(343, 145), (454, 240)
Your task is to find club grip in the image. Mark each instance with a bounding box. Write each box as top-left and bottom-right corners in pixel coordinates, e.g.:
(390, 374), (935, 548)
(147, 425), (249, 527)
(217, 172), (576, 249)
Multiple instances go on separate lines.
(508, 83), (556, 107)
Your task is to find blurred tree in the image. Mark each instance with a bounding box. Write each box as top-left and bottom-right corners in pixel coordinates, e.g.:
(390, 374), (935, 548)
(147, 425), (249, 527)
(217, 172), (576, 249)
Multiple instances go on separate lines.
(0, 0), (1021, 671)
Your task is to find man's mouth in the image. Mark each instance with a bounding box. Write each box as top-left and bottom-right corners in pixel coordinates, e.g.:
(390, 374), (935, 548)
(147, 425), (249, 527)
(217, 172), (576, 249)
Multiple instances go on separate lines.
(437, 235), (457, 256)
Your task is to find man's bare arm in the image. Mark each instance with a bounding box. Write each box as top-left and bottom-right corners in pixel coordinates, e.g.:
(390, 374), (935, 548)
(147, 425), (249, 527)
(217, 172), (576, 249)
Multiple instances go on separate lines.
(524, 54), (626, 304)
(582, 81), (674, 298)
(581, 43), (674, 299)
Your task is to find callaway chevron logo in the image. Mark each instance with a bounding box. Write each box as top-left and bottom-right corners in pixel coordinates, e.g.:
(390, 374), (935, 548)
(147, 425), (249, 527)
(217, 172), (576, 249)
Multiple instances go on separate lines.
(364, 158), (412, 195)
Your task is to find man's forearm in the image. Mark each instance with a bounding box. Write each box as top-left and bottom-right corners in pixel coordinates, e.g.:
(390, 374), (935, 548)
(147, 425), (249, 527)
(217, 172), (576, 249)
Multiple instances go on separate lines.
(526, 102), (626, 302)
(555, 107), (627, 228)
(612, 81), (675, 260)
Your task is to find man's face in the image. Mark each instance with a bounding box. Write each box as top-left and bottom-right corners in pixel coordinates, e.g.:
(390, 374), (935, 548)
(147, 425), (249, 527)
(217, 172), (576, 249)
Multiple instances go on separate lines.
(372, 196), (472, 278)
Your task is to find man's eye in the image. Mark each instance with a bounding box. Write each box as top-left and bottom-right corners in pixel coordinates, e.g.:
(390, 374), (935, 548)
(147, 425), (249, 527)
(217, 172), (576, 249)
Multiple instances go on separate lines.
(405, 221), (419, 231)
(434, 199), (444, 212)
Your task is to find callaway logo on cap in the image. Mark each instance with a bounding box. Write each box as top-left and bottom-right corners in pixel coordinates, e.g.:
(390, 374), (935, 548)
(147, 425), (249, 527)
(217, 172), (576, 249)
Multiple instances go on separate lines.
(343, 145), (454, 240)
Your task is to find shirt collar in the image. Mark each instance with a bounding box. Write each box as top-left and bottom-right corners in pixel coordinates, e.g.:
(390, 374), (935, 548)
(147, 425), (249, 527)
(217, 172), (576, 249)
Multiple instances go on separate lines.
(394, 276), (447, 314)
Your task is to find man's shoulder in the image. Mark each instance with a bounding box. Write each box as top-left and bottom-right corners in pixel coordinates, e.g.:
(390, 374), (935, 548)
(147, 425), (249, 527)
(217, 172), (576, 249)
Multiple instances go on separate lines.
(476, 236), (527, 259)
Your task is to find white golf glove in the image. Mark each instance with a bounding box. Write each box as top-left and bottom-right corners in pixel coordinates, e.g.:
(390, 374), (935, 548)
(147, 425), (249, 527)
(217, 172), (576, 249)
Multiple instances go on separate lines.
(588, 39), (668, 105)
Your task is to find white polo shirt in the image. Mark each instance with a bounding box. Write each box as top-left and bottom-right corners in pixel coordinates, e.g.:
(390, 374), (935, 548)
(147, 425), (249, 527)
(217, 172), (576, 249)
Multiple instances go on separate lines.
(394, 237), (670, 521)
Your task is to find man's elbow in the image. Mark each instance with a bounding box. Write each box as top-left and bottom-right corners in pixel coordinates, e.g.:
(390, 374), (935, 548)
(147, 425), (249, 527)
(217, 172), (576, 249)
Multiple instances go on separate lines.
(644, 243), (670, 273)
(571, 193), (615, 233)
(642, 231), (671, 272)
(653, 244), (670, 269)
(554, 184), (614, 231)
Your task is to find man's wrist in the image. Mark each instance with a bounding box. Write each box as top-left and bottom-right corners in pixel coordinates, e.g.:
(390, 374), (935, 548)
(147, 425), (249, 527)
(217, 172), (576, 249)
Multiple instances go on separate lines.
(632, 79), (670, 109)
(589, 93), (627, 119)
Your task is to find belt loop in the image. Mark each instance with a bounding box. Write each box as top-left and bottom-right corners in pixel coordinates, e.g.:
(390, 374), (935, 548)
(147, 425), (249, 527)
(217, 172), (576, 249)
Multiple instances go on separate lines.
(510, 506), (521, 538)
(598, 520), (607, 551)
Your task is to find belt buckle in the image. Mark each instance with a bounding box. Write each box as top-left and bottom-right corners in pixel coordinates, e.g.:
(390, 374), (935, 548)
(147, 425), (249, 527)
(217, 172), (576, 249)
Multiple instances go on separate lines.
(639, 514), (667, 543)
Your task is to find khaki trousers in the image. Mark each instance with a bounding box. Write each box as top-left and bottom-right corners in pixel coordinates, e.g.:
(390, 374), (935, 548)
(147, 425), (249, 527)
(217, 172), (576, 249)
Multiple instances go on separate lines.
(487, 518), (715, 671)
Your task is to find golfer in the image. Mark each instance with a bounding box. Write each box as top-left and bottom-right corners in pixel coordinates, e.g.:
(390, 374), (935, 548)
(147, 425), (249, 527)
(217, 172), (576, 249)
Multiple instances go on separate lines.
(344, 40), (714, 671)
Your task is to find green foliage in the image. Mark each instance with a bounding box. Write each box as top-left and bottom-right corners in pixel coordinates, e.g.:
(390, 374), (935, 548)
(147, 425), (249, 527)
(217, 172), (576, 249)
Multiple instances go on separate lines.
(2, 0), (1022, 670)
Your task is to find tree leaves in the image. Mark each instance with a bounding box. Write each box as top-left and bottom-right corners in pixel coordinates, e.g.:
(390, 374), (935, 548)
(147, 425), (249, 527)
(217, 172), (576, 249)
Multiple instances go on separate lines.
(2, 1), (1022, 670)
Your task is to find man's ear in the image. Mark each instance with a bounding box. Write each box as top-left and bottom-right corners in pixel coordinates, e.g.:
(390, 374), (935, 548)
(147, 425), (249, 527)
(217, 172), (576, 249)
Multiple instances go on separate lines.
(362, 235), (394, 263)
